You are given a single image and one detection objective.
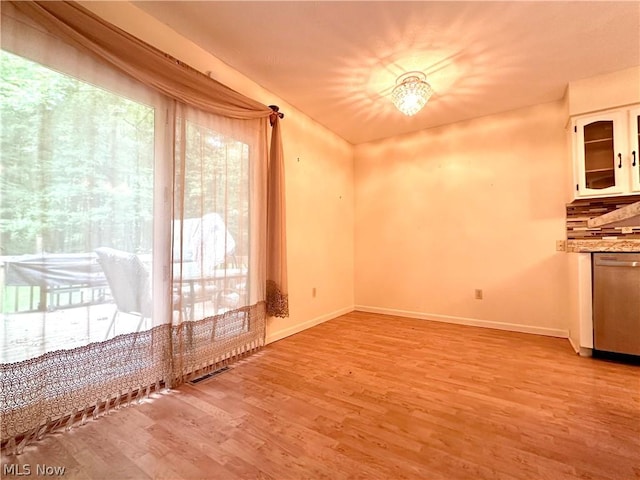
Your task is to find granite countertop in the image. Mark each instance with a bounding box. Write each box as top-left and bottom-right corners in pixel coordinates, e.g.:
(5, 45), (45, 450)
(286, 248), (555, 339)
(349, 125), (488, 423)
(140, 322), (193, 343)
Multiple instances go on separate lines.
(586, 200), (640, 228)
(566, 239), (640, 253)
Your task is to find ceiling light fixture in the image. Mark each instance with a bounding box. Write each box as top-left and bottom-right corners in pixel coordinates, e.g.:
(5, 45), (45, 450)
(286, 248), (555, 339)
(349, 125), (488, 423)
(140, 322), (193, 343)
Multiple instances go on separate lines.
(391, 71), (433, 116)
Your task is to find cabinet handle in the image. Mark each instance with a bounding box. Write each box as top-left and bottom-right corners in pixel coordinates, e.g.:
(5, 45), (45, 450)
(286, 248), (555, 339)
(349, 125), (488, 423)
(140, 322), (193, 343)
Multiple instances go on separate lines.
(633, 151), (637, 167)
(618, 153), (622, 168)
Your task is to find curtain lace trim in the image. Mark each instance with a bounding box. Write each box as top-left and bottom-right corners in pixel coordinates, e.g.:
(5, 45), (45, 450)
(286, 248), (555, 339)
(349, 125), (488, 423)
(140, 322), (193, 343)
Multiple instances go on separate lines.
(266, 280), (289, 318)
(1, 302), (266, 455)
(171, 302), (266, 385)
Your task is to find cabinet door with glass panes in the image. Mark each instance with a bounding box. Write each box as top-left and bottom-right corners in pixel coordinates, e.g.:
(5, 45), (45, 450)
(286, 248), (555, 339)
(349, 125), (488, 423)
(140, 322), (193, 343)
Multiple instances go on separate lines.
(630, 107), (640, 193)
(574, 111), (628, 197)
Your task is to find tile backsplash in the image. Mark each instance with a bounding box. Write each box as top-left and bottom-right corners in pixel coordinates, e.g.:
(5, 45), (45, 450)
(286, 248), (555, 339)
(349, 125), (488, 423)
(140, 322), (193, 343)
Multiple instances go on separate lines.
(566, 195), (640, 240)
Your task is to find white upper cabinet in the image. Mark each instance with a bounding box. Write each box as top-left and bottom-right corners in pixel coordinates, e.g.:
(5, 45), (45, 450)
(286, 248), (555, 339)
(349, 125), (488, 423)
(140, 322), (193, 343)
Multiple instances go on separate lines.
(573, 105), (640, 198)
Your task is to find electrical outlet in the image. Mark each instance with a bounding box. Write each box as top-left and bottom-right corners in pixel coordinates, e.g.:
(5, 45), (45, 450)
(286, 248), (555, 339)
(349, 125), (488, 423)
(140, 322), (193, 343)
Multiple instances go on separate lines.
(474, 289), (483, 300)
(556, 240), (566, 252)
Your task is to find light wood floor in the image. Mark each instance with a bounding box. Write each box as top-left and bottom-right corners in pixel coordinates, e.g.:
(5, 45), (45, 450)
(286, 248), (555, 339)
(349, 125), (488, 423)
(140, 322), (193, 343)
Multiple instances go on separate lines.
(2, 311), (639, 479)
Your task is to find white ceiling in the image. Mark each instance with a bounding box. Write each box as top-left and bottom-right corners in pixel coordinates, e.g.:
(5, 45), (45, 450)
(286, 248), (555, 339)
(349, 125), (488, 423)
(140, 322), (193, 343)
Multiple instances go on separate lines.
(134, 1), (640, 144)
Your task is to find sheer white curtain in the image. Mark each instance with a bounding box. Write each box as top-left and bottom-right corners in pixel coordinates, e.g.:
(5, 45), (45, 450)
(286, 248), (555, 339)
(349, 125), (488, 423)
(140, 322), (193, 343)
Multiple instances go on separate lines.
(1, 3), (270, 453)
(0, 4), (174, 452)
(170, 103), (267, 383)
(7, 0), (288, 319)
(1, 2), (174, 347)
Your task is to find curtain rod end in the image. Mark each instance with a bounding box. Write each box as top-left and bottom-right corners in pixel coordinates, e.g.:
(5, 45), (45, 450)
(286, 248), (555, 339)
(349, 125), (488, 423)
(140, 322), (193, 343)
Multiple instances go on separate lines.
(269, 105), (284, 126)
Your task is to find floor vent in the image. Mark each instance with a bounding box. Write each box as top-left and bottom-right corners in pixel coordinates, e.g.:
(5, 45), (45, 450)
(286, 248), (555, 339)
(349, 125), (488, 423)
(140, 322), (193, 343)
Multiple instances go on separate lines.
(189, 366), (231, 384)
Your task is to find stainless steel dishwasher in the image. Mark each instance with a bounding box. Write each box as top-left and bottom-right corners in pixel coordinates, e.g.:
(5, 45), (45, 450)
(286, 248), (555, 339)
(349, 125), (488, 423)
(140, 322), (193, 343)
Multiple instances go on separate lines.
(592, 253), (640, 356)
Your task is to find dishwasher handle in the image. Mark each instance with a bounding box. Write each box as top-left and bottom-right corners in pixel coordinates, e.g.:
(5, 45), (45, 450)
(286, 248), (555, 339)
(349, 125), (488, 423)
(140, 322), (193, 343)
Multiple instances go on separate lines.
(596, 259), (640, 267)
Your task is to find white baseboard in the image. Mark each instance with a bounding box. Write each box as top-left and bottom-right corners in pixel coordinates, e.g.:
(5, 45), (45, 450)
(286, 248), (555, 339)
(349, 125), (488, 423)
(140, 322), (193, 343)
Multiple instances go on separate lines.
(354, 305), (569, 338)
(568, 336), (580, 354)
(578, 347), (593, 357)
(266, 306), (354, 344)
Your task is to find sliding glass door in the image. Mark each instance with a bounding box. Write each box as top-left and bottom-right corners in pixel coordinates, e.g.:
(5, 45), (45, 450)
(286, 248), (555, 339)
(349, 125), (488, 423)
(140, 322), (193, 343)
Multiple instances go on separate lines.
(1, 3), (269, 451)
(0, 44), (172, 362)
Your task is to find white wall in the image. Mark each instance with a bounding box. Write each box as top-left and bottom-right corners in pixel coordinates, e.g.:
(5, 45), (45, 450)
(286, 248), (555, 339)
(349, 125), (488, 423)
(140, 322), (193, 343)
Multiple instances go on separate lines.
(82, 2), (355, 343)
(569, 66), (640, 116)
(354, 101), (573, 338)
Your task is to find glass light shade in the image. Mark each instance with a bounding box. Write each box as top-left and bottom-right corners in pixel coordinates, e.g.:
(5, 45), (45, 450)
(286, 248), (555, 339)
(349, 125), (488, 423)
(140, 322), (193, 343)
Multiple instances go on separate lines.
(391, 73), (433, 116)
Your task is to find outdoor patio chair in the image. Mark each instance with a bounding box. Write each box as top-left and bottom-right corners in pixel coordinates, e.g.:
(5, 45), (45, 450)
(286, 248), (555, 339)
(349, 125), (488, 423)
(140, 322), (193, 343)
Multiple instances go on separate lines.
(94, 247), (153, 339)
(95, 247), (220, 339)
